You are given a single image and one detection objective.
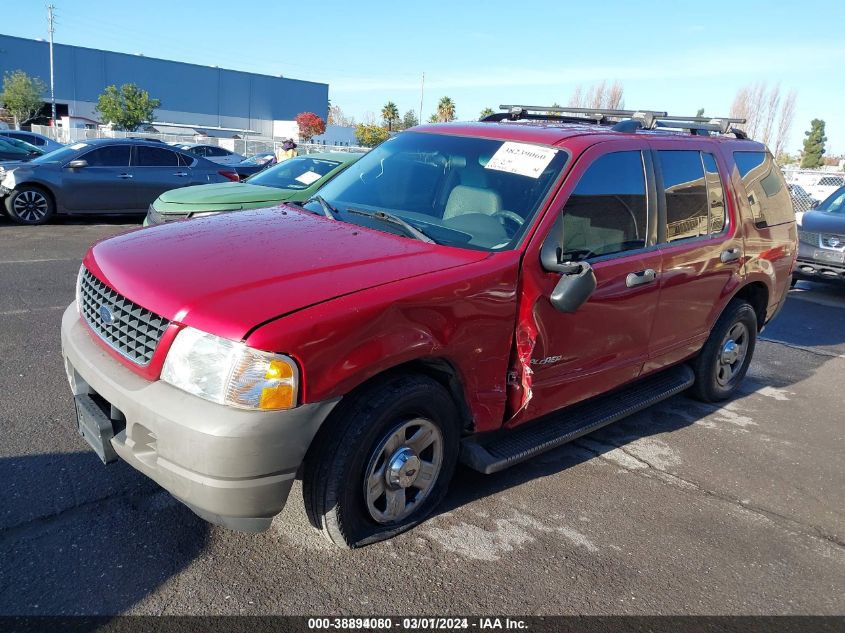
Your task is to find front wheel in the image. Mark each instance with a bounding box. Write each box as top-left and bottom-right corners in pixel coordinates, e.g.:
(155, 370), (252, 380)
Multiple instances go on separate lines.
(690, 299), (757, 402)
(303, 374), (460, 548)
(5, 186), (55, 225)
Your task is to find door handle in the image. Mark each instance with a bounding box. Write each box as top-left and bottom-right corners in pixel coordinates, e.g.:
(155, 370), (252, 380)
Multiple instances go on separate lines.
(117, 173), (133, 179)
(720, 247), (742, 263)
(625, 268), (657, 288)
(173, 171), (188, 177)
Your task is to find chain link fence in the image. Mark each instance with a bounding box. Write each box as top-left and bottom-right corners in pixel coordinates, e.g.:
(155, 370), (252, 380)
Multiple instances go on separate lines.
(781, 167), (845, 213)
(29, 125), (367, 157)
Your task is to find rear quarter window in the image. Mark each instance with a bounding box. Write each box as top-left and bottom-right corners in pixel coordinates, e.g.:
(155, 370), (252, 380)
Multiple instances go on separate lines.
(734, 151), (793, 227)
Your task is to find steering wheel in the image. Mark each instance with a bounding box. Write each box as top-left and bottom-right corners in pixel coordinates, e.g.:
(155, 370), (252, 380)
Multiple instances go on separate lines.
(493, 210), (525, 232)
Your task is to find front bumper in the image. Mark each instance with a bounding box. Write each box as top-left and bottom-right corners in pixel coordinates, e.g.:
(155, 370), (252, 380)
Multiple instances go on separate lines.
(61, 304), (338, 532)
(794, 243), (845, 283)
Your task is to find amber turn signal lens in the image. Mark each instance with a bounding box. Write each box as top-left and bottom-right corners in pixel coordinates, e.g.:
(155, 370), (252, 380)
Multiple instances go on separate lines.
(258, 359), (297, 410)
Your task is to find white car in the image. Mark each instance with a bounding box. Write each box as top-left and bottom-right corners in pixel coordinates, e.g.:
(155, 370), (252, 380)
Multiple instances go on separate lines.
(805, 174), (845, 203)
(174, 143), (245, 166)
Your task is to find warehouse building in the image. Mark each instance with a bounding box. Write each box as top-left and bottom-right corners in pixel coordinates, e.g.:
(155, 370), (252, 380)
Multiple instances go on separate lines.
(0, 34), (329, 139)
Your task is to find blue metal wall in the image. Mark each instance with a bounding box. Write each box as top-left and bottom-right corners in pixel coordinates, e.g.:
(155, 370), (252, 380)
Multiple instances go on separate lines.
(0, 34), (328, 125)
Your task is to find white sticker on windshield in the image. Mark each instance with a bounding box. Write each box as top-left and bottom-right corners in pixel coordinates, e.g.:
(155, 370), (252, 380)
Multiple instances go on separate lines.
(295, 170), (321, 185)
(70, 142), (89, 150)
(484, 142), (557, 178)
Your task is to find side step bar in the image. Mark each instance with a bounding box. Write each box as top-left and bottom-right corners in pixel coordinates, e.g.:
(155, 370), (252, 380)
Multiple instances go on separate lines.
(460, 365), (694, 474)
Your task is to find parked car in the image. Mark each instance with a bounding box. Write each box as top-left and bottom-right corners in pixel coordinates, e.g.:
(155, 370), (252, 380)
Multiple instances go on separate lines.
(174, 143), (245, 166)
(804, 173), (845, 203)
(794, 185), (845, 283)
(0, 137), (43, 162)
(0, 130), (64, 153)
(0, 138), (237, 224)
(61, 108), (795, 548)
(233, 152), (277, 180)
(144, 152), (362, 225)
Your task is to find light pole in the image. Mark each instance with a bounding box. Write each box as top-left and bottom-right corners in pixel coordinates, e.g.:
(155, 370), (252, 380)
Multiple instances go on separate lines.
(47, 4), (57, 126)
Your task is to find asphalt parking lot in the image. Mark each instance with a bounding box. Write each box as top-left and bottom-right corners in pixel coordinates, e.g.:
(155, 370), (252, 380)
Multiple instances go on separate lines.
(1, 216), (843, 616)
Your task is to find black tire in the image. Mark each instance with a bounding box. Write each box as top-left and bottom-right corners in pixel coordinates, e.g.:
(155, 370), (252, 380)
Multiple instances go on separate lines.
(5, 185), (55, 225)
(303, 374), (460, 548)
(690, 299), (757, 402)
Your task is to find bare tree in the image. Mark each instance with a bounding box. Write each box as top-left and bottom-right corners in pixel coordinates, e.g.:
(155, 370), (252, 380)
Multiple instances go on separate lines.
(774, 90), (797, 158)
(730, 82), (797, 152)
(568, 81), (623, 110)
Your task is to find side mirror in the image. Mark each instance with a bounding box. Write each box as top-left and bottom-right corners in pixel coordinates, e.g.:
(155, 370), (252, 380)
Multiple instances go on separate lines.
(540, 220), (597, 313)
(67, 159), (88, 169)
(810, 200), (820, 209)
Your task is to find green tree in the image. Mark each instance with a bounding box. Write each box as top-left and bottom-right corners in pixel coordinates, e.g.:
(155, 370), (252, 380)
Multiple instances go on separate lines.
(354, 123), (390, 148)
(95, 84), (160, 131)
(800, 119), (827, 168)
(695, 108), (705, 117)
(427, 113), (439, 123)
(1, 70), (46, 129)
(479, 107), (495, 120)
(401, 109), (418, 129)
(381, 101), (400, 132)
(436, 96), (456, 122)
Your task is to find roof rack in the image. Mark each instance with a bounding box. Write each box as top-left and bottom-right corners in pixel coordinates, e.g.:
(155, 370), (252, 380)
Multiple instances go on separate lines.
(483, 105), (748, 139)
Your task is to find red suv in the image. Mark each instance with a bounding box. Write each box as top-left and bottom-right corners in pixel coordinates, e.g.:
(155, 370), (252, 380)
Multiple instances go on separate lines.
(61, 106), (796, 548)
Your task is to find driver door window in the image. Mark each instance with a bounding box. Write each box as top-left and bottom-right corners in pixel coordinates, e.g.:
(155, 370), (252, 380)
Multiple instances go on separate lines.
(561, 151), (648, 261)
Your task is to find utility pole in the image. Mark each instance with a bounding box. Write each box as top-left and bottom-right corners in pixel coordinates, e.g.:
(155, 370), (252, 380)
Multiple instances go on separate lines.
(47, 4), (57, 126)
(419, 72), (425, 125)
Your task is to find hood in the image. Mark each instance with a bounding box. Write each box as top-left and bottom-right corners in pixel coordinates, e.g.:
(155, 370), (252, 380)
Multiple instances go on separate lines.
(157, 182), (290, 207)
(85, 206), (489, 340)
(798, 210), (845, 234)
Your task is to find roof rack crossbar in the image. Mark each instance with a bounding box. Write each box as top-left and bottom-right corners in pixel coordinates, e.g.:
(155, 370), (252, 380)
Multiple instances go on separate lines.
(487, 105), (750, 138)
(498, 105), (668, 119)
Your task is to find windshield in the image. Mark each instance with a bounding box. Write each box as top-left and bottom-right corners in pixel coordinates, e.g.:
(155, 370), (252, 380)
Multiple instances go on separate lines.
(30, 143), (88, 164)
(0, 137), (41, 154)
(249, 156), (341, 189)
(303, 131), (568, 251)
(818, 186), (845, 214)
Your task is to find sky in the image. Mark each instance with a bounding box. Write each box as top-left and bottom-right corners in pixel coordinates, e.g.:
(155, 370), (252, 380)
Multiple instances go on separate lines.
(5, 0), (845, 153)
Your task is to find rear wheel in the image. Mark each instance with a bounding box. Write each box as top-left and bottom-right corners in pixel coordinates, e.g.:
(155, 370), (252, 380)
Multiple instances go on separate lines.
(303, 374), (459, 548)
(691, 299), (757, 402)
(5, 186), (55, 225)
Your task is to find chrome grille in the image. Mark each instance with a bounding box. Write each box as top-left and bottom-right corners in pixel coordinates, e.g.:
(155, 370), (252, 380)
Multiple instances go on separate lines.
(820, 233), (845, 250)
(79, 268), (169, 365)
(797, 230), (820, 246)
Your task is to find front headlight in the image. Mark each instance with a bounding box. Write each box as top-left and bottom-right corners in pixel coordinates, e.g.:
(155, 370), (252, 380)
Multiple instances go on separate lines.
(161, 326), (299, 410)
(75, 265), (85, 314)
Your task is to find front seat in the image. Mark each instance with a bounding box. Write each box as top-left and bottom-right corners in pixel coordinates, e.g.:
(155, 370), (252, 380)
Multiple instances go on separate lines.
(443, 185), (502, 221)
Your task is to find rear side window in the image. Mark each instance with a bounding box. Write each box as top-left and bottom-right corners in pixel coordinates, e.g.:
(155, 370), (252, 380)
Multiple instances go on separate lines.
(136, 146), (180, 166)
(658, 151), (709, 241)
(81, 145), (131, 167)
(561, 151), (647, 260)
(701, 153), (726, 234)
(205, 146), (230, 157)
(734, 151), (793, 226)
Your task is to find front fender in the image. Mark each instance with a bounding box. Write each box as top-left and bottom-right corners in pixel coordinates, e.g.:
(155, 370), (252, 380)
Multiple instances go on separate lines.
(245, 253), (521, 433)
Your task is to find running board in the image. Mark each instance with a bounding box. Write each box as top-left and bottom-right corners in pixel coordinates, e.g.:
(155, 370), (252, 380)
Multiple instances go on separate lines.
(460, 365), (694, 474)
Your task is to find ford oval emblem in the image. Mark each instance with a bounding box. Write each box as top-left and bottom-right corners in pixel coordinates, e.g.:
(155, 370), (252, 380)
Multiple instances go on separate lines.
(99, 304), (115, 325)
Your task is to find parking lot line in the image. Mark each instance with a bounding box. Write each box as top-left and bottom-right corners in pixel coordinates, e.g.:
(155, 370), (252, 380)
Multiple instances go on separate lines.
(0, 305), (67, 317)
(0, 257), (81, 265)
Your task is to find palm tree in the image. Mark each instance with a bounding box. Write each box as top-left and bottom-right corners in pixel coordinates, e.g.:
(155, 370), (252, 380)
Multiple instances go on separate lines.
(436, 96), (456, 122)
(381, 101), (400, 132)
(479, 107), (495, 120)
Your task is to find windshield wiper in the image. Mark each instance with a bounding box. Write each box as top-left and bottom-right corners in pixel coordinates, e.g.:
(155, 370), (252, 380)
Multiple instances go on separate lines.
(306, 195), (338, 220)
(346, 208), (435, 243)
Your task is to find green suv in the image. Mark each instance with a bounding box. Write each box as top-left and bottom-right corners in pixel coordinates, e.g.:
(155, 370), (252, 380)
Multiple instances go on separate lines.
(144, 152), (363, 226)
